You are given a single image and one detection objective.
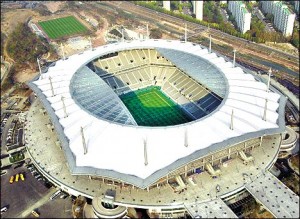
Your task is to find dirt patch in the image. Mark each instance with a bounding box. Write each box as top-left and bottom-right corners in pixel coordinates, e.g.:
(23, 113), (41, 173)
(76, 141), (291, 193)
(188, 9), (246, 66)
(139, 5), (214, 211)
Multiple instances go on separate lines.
(264, 42), (299, 56)
(91, 17), (109, 47)
(14, 68), (39, 83)
(161, 33), (173, 40)
(1, 9), (40, 35)
(42, 2), (66, 13)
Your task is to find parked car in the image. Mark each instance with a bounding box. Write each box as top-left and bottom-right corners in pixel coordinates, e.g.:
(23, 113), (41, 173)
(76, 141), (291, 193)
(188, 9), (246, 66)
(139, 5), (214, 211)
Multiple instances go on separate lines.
(1, 206), (8, 214)
(9, 176), (14, 184)
(31, 210), (40, 217)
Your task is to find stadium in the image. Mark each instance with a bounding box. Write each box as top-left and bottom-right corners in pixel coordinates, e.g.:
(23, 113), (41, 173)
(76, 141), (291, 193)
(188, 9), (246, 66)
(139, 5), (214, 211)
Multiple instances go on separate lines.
(26, 39), (298, 218)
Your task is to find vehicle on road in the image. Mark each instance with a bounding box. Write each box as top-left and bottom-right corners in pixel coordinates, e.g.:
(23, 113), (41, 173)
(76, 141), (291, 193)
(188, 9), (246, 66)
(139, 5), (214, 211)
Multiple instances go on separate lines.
(50, 190), (62, 200)
(15, 174), (19, 182)
(34, 174), (41, 179)
(1, 170), (7, 176)
(31, 170), (38, 175)
(1, 207), (8, 214)
(60, 193), (68, 199)
(31, 210), (40, 217)
(9, 176), (14, 184)
(20, 173), (25, 181)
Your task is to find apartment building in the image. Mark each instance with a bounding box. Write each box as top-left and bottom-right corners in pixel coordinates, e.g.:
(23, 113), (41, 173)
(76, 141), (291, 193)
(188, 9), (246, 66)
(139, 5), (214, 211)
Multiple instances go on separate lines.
(228, 1), (251, 34)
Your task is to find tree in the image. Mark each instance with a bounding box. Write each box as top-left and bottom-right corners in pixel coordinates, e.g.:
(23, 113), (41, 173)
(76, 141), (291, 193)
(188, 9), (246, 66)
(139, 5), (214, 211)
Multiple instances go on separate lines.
(265, 13), (274, 22)
(1, 32), (6, 56)
(6, 23), (54, 69)
(291, 29), (299, 48)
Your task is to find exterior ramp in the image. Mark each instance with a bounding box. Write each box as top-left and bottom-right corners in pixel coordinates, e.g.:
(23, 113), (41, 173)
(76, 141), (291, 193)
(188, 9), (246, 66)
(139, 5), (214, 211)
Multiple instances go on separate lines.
(245, 171), (299, 218)
(184, 198), (238, 218)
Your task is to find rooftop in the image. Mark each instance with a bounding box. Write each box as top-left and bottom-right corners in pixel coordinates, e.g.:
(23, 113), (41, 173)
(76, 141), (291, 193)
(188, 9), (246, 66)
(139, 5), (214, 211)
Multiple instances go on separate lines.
(25, 99), (297, 214)
(28, 39), (286, 188)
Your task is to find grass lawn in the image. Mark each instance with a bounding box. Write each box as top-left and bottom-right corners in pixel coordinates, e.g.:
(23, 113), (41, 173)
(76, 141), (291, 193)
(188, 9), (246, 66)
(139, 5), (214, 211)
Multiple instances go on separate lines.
(120, 86), (191, 126)
(38, 16), (88, 39)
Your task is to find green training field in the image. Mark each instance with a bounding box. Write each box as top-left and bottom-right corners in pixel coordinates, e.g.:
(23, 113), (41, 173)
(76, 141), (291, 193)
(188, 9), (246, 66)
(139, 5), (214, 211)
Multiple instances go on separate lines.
(120, 86), (191, 126)
(38, 16), (88, 39)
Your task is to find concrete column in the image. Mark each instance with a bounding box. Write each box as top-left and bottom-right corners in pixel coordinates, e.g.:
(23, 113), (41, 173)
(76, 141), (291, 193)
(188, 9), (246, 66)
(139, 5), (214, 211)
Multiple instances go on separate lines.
(260, 136), (263, 147)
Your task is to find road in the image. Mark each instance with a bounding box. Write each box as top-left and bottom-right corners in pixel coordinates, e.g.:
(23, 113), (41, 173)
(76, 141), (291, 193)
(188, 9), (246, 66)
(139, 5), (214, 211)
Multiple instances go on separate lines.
(1, 59), (12, 86)
(219, 7), (234, 28)
(16, 187), (56, 218)
(253, 6), (275, 32)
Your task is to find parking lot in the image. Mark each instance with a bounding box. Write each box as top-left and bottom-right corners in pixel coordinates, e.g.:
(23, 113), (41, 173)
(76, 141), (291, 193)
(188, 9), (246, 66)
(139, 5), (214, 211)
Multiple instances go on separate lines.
(26, 196), (73, 218)
(1, 163), (72, 218)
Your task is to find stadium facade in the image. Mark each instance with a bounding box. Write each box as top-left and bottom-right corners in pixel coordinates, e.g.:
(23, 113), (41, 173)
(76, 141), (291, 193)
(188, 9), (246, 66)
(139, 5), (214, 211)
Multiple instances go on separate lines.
(26, 39), (298, 218)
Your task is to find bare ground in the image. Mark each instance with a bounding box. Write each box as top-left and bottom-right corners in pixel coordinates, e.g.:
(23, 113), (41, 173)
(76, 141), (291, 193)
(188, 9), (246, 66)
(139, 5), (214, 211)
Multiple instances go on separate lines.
(1, 9), (40, 35)
(42, 2), (66, 13)
(92, 17), (109, 47)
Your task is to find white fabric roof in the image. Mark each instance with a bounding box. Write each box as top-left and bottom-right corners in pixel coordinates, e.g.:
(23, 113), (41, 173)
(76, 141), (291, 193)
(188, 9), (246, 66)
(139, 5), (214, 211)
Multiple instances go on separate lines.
(32, 39), (282, 180)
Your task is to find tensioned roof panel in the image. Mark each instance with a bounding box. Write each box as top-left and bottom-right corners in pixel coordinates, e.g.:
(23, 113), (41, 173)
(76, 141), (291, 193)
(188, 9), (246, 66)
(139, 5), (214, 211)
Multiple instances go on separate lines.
(156, 48), (226, 98)
(70, 66), (137, 125)
(28, 39), (286, 189)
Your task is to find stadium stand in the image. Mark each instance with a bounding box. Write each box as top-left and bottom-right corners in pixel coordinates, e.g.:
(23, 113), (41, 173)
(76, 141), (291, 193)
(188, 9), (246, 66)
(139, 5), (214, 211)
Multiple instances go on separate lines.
(87, 48), (223, 123)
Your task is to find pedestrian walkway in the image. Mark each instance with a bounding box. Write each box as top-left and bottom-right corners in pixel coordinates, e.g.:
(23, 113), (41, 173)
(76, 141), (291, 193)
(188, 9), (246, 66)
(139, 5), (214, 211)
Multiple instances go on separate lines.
(16, 187), (57, 218)
(245, 171), (299, 218)
(184, 198), (238, 218)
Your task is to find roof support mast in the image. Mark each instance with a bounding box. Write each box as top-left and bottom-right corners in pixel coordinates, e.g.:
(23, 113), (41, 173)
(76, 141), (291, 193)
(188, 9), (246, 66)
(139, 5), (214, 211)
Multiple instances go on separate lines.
(263, 99), (268, 121)
(144, 138), (148, 166)
(81, 127), (88, 155)
(184, 23), (187, 42)
(230, 109), (234, 130)
(209, 34), (212, 53)
(267, 68), (272, 92)
(37, 58), (43, 79)
(233, 49), (236, 67)
(49, 76), (55, 97)
(121, 28), (124, 42)
(61, 96), (68, 118)
(184, 128), (188, 147)
(146, 23), (149, 39)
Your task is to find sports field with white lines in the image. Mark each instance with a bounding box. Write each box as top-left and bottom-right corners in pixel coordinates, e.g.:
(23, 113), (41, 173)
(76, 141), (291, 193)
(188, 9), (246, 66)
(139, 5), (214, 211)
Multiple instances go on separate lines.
(120, 86), (191, 126)
(38, 16), (88, 39)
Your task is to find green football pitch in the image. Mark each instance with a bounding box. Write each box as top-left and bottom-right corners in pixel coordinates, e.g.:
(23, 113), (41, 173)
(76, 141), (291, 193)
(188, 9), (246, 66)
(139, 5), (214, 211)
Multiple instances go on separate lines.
(120, 86), (191, 126)
(38, 16), (88, 39)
